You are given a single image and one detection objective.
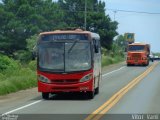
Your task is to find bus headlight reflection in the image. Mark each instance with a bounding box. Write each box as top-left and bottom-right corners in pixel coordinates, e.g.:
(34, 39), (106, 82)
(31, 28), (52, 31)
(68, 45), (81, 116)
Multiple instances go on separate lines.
(38, 75), (51, 83)
(80, 73), (93, 82)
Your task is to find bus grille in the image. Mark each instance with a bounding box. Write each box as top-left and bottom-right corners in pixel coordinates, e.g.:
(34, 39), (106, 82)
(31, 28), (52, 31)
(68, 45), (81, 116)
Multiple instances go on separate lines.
(51, 79), (79, 84)
(132, 53), (141, 60)
(52, 87), (78, 90)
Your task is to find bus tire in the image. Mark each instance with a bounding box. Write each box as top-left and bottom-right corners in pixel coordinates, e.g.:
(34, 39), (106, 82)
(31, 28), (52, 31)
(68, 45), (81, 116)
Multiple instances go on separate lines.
(144, 60), (149, 66)
(42, 92), (49, 100)
(127, 64), (130, 66)
(87, 91), (94, 99)
(147, 60), (149, 66)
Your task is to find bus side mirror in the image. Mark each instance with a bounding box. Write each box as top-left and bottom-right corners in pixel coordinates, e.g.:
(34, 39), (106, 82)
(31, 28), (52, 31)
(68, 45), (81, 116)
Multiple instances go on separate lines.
(93, 39), (99, 53)
(95, 45), (99, 53)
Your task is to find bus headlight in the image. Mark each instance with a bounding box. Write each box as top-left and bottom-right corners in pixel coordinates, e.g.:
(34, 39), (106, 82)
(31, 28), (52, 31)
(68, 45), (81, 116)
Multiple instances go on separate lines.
(80, 73), (93, 82)
(142, 57), (147, 60)
(38, 75), (51, 83)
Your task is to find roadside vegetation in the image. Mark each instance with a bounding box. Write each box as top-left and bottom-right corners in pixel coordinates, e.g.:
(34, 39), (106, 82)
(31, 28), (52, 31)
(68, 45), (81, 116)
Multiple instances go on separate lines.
(102, 35), (126, 66)
(102, 54), (124, 67)
(102, 48), (125, 67)
(0, 54), (36, 95)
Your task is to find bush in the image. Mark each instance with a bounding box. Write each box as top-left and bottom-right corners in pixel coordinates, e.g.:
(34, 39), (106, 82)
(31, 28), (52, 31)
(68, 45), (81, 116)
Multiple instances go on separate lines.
(0, 54), (19, 72)
(28, 60), (37, 71)
(102, 54), (124, 67)
(102, 55), (113, 66)
(101, 47), (107, 56)
(13, 50), (32, 63)
(0, 68), (36, 95)
(0, 54), (37, 95)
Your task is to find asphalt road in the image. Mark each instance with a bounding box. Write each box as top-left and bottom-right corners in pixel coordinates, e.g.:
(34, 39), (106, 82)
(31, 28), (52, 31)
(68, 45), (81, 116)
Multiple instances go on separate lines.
(0, 61), (160, 120)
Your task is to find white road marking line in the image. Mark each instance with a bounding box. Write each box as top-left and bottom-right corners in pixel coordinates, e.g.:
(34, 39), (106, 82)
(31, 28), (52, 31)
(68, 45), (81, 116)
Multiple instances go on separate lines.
(1, 100), (42, 116)
(102, 66), (125, 77)
(1, 66), (125, 115)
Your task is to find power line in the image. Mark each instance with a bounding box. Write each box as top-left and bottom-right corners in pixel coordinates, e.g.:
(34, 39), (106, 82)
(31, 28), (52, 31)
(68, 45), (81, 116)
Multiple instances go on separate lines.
(107, 8), (160, 15)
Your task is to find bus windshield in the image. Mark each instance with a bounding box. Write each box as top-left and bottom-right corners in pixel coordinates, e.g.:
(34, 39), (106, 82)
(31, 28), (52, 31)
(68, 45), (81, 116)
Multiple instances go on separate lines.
(128, 45), (145, 51)
(38, 41), (91, 72)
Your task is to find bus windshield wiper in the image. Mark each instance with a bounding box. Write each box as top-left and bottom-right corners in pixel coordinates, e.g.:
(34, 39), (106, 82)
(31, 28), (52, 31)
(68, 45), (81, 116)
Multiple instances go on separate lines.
(68, 39), (79, 53)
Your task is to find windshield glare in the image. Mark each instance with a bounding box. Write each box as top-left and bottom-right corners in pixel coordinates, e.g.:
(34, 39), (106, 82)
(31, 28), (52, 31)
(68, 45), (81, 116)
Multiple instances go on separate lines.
(39, 43), (64, 71)
(128, 45), (145, 51)
(38, 42), (91, 72)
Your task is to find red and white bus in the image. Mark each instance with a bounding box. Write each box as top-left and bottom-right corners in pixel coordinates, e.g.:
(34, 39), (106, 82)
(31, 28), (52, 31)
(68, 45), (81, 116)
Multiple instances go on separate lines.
(37, 28), (101, 99)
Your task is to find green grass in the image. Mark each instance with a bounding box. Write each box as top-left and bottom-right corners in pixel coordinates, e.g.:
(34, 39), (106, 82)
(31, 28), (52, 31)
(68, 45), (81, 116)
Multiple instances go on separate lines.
(0, 61), (37, 96)
(102, 54), (125, 67)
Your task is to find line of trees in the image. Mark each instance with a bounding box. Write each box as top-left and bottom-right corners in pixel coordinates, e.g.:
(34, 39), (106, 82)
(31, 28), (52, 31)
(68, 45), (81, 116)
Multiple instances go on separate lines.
(0, 0), (118, 58)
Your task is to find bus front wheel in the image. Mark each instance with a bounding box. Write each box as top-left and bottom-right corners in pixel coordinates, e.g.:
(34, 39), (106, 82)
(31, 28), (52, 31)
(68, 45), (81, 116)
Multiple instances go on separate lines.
(95, 75), (100, 95)
(42, 92), (49, 100)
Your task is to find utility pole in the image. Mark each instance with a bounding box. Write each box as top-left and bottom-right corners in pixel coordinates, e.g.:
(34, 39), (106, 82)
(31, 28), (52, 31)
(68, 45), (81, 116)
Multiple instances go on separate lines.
(84, 0), (87, 30)
(113, 11), (117, 21)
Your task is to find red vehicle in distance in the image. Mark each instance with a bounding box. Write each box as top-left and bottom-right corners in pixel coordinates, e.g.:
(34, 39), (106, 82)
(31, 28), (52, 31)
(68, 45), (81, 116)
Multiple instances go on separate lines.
(127, 42), (150, 66)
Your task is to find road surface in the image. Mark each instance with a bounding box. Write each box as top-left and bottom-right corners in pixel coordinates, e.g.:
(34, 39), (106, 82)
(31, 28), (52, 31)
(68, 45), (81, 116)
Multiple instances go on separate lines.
(0, 61), (160, 120)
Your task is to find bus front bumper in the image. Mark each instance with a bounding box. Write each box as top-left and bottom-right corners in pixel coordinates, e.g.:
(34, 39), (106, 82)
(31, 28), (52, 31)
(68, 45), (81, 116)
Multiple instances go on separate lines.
(38, 80), (93, 93)
(127, 59), (148, 65)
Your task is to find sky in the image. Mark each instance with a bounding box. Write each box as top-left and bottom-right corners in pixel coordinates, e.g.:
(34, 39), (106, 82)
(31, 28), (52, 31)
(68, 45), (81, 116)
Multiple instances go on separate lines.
(103, 0), (160, 52)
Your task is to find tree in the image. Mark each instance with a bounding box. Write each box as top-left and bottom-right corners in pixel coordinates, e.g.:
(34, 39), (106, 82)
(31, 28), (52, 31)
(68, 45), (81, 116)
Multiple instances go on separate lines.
(0, 0), (118, 55)
(58, 0), (118, 49)
(0, 0), (64, 55)
(115, 35), (126, 48)
(111, 35), (126, 56)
